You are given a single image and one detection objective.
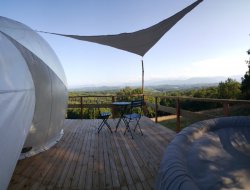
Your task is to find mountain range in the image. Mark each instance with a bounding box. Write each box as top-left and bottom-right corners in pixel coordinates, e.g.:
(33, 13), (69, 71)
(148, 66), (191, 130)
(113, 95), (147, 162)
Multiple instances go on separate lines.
(69, 75), (242, 92)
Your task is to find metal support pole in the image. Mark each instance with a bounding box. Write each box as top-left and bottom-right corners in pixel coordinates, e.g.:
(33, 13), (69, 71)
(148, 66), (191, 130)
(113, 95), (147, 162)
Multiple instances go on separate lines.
(142, 59), (144, 94)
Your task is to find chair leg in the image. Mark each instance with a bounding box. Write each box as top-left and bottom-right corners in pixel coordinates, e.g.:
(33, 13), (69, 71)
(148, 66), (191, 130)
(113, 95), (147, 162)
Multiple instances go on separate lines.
(122, 118), (128, 134)
(98, 118), (112, 133)
(134, 119), (143, 136)
(123, 119), (133, 139)
(134, 120), (139, 131)
(98, 120), (105, 133)
(115, 117), (123, 132)
(104, 119), (112, 133)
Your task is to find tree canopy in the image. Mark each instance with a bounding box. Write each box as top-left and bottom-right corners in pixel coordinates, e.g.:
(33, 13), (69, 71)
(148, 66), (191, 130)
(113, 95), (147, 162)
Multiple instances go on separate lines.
(218, 78), (241, 99)
(241, 54), (250, 99)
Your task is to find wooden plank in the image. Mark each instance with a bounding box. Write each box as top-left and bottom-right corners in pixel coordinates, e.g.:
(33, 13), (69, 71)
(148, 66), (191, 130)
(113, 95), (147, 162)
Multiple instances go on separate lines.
(56, 121), (84, 187)
(52, 123), (81, 187)
(104, 127), (120, 189)
(110, 120), (128, 188)
(128, 184), (137, 190)
(109, 126), (127, 188)
(62, 120), (89, 189)
(122, 120), (158, 177)
(40, 120), (80, 187)
(132, 138), (157, 176)
(92, 119), (100, 190)
(84, 120), (96, 190)
(113, 130), (133, 186)
(9, 120), (78, 190)
(120, 133), (145, 182)
(102, 127), (113, 189)
(8, 174), (28, 190)
(97, 119), (106, 190)
(141, 180), (153, 190)
(142, 117), (174, 149)
(77, 120), (92, 189)
(8, 117), (175, 190)
(122, 132), (153, 184)
(142, 122), (173, 169)
(32, 126), (73, 182)
(70, 120), (92, 189)
(135, 182), (144, 190)
(129, 132), (161, 175)
(118, 131), (141, 185)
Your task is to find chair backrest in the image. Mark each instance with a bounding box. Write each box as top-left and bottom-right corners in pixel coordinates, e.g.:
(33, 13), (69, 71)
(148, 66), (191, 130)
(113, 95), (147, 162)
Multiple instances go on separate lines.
(129, 98), (144, 115)
(131, 99), (143, 108)
(96, 99), (102, 115)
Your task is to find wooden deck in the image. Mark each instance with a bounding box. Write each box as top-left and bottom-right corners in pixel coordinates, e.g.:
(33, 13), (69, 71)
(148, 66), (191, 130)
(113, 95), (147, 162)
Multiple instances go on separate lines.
(8, 117), (176, 190)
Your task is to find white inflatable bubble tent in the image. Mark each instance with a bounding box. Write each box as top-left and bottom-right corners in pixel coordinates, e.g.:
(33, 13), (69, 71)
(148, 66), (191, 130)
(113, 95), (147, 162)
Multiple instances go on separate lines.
(0, 16), (67, 189)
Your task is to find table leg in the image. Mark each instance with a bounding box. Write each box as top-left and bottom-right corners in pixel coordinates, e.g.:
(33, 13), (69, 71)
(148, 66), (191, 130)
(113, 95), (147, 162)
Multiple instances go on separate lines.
(113, 104), (129, 132)
(115, 117), (122, 132)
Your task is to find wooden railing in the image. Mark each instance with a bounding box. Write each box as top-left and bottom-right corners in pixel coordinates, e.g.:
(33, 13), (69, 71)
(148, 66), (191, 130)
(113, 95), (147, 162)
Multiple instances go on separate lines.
(68, 95), (250, 132)
(68, 95), (115, 118)
(68, 94), (144, 119)
(145, 96), (250, 131)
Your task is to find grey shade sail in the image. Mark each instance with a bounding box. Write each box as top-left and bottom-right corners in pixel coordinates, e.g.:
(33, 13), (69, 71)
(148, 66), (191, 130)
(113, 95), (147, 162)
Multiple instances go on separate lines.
(41, 0), (203, 57)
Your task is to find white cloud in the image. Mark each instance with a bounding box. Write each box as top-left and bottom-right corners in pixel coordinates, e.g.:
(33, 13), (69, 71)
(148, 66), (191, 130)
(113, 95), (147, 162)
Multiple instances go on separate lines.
(179, 54), (248, 78)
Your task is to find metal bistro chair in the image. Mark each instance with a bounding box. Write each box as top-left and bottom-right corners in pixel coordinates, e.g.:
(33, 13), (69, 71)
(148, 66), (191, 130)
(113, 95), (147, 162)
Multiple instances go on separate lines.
(123, 99), (144, 139)
(96, 101), (112, 133)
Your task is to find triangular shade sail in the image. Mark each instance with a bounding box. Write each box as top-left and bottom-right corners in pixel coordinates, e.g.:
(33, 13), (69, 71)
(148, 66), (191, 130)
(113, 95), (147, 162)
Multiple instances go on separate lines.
(42, 0), (203, 56)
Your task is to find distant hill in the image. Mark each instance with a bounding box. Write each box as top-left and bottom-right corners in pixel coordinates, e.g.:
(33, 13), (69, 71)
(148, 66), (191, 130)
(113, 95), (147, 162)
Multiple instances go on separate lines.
(69, 86), (123, 92)
(144, 76), (241, 86)
(146, 83), (218, 92)
(69, 75), (242, 92)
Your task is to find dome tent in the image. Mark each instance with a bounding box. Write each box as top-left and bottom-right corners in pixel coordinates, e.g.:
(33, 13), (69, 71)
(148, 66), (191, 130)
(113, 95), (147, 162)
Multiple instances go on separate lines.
(0, 16), (67, 190)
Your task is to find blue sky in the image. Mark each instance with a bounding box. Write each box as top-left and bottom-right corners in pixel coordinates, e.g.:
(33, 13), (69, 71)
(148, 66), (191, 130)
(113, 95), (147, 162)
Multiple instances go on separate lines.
(1, 0), (250, 87)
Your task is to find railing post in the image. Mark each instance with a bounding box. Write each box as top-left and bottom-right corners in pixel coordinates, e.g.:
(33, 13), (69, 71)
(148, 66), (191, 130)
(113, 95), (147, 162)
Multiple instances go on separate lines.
(93, 101), (96, 119)
(112, 96), (115, 118)
(223, 102), (229, 116)
(176, 97), (181, 132)
(80, 96), (83, 119)
(155, 97), (158, 123)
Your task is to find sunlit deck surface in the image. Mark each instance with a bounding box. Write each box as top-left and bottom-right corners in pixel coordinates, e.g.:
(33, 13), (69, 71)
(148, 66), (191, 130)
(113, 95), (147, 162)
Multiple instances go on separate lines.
(9, 117), (176, 190)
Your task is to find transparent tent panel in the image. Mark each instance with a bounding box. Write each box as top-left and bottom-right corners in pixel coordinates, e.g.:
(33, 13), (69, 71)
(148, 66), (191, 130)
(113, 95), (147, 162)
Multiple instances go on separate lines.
(0, 16), (67, 86)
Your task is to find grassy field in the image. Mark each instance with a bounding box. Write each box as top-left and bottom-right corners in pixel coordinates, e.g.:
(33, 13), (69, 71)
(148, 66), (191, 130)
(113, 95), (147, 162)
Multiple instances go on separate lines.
(156, 116), (198, 131)
(157, 105), (250, 132)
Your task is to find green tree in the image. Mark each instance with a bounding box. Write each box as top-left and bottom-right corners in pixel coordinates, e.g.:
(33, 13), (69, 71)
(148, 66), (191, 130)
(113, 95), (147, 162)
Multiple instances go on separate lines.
(241, 49), (250, 99)
(218, 78), (241, 99)
(116, 87), (142, 101)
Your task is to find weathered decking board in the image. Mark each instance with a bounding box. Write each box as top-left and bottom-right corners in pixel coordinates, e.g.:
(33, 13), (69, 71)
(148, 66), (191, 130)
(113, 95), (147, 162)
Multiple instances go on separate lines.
(8, 117), (176, 190)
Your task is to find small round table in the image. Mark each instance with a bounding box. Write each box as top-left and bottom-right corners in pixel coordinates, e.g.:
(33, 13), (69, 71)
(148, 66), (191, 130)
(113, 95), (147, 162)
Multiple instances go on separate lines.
(112, 101), (131, 131)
